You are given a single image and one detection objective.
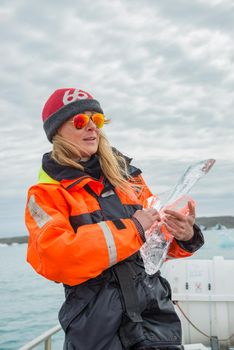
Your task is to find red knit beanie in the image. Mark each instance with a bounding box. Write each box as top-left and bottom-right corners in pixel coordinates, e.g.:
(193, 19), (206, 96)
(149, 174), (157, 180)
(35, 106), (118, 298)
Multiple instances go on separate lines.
(42, 88), (104, 142)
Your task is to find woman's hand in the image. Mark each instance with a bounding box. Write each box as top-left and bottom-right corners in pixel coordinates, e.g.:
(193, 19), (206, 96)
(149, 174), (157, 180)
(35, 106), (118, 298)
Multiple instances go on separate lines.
(133, 208), (160, 231)
(163, 201), (195, 241)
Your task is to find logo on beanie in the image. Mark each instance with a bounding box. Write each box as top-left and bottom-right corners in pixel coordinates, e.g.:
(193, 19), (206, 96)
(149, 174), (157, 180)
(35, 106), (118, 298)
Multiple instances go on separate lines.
(62, 89), (90, 105)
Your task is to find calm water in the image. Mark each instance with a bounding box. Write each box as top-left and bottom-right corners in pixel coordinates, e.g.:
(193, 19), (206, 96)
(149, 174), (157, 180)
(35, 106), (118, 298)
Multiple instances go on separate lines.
(0, 228), (234, 350)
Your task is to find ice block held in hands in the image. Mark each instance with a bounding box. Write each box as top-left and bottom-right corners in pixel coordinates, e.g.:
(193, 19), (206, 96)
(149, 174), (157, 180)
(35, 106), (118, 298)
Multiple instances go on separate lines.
(140, 159), (216, 274)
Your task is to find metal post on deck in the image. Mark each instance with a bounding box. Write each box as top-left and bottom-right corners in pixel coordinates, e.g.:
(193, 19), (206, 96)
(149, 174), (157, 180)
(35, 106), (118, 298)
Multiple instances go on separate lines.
(210, 336), (220, 350)
(45, 337), (52, 350)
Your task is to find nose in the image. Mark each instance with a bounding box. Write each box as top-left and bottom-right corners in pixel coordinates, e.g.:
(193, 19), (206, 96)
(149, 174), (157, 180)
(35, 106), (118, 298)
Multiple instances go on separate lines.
(86, 118), (97, 130)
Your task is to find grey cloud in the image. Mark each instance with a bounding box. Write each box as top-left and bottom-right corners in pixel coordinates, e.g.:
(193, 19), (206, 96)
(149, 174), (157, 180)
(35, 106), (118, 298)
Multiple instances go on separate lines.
(148, 0), (234, 32)
(170, 59), (226, 85)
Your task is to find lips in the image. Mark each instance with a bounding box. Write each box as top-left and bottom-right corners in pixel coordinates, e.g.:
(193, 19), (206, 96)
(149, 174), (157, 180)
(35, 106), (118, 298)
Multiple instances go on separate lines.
(83, 137), (96, 141)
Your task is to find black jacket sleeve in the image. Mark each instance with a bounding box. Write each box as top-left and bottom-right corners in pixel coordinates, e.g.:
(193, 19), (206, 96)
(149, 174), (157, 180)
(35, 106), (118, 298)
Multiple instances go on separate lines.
(175, 224), (204, 253)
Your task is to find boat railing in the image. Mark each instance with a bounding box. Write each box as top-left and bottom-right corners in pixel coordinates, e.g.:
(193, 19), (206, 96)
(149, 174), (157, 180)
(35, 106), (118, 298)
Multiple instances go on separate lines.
(18, 324), (62, 350)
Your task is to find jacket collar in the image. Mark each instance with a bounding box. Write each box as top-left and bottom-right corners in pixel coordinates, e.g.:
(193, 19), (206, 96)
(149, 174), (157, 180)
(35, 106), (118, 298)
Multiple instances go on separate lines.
(38, 152), (102, 192)
(41, 152), (101, 182)
(39, 150), (141, 191)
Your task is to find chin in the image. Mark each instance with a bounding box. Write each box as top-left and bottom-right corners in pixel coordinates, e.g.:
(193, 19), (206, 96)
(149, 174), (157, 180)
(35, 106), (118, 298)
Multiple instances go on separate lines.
(80, 147), (98, 158)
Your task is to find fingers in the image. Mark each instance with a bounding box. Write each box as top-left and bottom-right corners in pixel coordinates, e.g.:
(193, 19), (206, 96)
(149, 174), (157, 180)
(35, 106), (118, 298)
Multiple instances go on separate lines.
(163, 213), (194, 241)
(133, 208), (160, 231)
(163, 219), (193, 240)
(188, 200), (196, 217)
(164, 209), (184, 220)
(163, 215), (184, 231)
(163, 222), (185, 240)
(145, 208), (161, 220)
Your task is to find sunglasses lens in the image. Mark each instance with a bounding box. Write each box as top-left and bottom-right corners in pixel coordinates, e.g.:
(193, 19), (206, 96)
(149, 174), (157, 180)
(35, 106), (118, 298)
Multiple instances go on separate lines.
(92, 113), (105, 128)
(73, 114), (89, 129)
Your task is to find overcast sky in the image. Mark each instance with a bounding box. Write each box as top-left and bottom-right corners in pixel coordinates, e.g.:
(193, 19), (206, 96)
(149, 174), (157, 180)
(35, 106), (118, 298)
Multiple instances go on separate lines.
(1, 0), (234, 237)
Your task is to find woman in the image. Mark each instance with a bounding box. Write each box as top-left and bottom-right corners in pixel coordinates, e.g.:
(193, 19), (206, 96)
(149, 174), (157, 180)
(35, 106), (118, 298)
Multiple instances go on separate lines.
(25, 88), (204, 350)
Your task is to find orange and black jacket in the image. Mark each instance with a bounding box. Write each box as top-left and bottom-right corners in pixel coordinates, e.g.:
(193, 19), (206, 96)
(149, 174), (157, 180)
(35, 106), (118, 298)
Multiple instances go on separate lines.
(25, 152), (204, 286)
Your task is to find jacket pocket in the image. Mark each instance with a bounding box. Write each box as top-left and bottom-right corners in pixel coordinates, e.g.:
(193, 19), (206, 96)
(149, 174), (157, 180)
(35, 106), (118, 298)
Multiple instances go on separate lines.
(58, 283), (100, 332)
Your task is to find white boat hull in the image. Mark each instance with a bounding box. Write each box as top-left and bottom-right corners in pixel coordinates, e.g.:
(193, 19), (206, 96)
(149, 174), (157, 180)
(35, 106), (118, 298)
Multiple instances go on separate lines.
(161, 256), (234, 349)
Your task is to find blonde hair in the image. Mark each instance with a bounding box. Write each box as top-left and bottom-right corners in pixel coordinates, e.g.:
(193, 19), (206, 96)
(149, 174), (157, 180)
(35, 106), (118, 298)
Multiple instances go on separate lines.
(51, 131), (134, 192)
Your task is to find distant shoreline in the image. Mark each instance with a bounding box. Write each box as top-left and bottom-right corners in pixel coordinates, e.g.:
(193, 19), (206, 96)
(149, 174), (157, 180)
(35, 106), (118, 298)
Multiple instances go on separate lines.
(196, 216), (234, 229)
(0, 236), (28, 245)
(1, 216), (234, 245)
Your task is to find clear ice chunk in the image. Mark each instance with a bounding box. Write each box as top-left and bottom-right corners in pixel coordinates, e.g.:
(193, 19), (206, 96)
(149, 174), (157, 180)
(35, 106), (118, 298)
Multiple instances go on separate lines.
(140, 159), (216, 275)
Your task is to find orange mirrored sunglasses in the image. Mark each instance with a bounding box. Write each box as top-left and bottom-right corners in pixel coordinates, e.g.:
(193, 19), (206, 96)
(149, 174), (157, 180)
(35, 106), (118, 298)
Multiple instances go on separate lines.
(71, 113), (107, 129)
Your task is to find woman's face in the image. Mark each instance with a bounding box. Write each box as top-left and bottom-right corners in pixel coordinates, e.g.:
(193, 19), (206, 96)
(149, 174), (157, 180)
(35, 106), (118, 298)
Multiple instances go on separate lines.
(58, 111), (101, 158)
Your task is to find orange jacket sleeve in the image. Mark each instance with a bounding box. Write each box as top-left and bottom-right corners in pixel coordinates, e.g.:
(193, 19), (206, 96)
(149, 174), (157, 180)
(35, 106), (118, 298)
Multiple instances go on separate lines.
(129, 174), (153, 207)
(25, 185), (144, 286)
